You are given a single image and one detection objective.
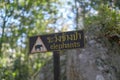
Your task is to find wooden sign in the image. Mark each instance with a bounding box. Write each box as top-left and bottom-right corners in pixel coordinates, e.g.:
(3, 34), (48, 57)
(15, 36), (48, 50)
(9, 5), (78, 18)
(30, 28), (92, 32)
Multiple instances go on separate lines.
(29, 30), (84, 54)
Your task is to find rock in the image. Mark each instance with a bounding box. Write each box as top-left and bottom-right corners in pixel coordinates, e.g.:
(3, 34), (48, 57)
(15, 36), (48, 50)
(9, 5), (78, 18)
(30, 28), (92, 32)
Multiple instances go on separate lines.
(33, 31), (120, 80)
(96, 74), (105, 80)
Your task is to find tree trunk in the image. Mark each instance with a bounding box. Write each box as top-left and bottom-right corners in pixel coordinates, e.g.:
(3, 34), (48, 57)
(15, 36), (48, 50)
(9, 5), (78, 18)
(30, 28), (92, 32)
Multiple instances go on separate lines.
(66, 49), (84, 80)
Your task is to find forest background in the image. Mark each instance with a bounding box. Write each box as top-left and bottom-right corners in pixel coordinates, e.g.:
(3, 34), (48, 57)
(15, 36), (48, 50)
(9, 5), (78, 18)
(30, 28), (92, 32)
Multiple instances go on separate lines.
(0, 0), (120, 80)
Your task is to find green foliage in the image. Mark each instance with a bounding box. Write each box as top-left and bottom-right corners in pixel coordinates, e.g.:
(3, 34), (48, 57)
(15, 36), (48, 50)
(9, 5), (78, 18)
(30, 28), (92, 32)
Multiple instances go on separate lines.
(0, 0), (120, 79)
(0, 0), (59, 80)
(85, 1), (120, 36)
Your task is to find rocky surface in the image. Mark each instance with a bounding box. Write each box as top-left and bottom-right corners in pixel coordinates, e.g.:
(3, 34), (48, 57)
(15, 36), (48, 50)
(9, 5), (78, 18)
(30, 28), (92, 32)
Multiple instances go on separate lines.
(33, 31), (120, 80)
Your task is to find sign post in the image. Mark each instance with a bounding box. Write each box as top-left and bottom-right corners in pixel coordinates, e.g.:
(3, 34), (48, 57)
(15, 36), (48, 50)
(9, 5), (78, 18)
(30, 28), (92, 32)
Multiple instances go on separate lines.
(29, 30), (84, 80)
(53, 51), (60, 80)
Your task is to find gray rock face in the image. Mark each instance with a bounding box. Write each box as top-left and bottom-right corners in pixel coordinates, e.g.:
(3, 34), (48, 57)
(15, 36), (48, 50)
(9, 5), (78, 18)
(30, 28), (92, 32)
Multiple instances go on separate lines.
(33, 32), (120, 80)
(65, 31), (120, 80)
(96, 75), (105, 80)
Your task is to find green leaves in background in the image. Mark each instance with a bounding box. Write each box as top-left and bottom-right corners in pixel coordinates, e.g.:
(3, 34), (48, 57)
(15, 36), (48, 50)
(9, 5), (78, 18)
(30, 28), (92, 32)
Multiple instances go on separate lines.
(0, 0), (120, 80)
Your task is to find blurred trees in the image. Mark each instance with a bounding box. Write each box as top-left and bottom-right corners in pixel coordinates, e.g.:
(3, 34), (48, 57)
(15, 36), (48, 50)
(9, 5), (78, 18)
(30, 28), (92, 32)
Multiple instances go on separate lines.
(0, 0), (120, 80)
(74, 0), (120, 43)
(84, 0), (120, 44)
(0, 0), (60, 80)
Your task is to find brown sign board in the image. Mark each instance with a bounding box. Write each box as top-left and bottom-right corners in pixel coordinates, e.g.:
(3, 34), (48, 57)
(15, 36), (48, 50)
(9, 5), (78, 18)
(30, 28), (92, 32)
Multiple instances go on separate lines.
(29, 30), (84, 54)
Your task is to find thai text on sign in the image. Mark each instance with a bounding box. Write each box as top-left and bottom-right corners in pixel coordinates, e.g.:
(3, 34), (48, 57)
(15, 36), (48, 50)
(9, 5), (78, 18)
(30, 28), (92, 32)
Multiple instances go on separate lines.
(29, 30), (84, 53)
